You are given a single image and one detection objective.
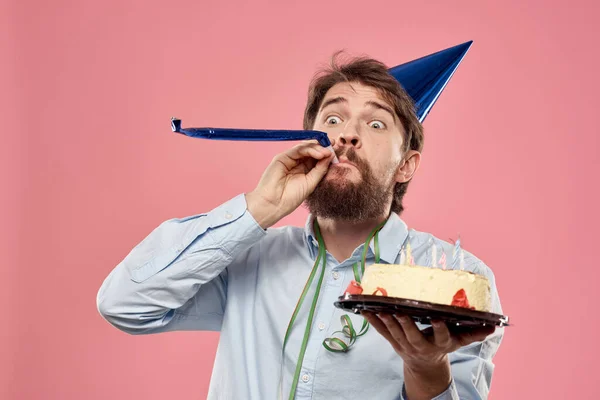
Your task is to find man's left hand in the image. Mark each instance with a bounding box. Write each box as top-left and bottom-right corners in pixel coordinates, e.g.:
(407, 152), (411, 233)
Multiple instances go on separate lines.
(361, 311), (496, 399)
(361, 311), (495, 366)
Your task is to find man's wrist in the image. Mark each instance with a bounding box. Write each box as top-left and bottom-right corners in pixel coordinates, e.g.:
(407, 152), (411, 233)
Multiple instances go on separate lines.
(404, 356), (451, 400)
(404, 356), (449, 373)
(245, 191), (280, 229)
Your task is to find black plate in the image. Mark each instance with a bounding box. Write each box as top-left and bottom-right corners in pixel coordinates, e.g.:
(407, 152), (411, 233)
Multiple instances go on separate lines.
(334, 294), (510, 331)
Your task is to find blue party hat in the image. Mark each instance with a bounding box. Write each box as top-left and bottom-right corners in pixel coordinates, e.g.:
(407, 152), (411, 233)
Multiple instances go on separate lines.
(388, 41), (473, 122)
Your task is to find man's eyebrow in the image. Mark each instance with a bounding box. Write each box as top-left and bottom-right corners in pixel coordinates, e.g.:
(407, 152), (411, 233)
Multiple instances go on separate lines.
(319, 96), (347, 111)
(365, 100), (396, 121)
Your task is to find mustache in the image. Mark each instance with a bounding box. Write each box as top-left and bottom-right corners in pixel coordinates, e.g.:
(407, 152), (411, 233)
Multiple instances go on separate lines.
(335, 147), (364, 166)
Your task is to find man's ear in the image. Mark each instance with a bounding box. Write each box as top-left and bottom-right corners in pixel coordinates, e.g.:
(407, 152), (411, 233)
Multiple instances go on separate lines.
(395, 150), (421, 184)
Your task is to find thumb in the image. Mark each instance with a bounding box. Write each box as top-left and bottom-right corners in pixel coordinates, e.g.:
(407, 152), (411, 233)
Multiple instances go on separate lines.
(305, 154), (333, 189)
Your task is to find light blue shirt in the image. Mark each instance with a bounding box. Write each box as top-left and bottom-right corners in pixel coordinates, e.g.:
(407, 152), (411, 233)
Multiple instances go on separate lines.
(97, 194), (503, 399)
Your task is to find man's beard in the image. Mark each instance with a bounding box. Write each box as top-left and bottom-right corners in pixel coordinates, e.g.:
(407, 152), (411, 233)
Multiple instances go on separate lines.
(305, 147), (395, 222)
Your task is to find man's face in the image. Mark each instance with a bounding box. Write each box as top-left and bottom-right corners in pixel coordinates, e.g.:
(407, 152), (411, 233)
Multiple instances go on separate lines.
(305, 81), (406, 221)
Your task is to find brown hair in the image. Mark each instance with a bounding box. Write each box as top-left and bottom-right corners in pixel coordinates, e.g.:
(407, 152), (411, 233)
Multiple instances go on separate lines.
(303, 52), (425, 215)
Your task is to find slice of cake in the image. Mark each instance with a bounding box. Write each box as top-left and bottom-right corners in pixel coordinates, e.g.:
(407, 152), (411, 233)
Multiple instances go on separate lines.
(346, 263), (492, 312)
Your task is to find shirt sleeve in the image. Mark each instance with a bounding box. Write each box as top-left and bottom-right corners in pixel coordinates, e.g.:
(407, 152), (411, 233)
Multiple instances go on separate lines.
(96, 193), (266, 334)
(401, 260), (505, 400)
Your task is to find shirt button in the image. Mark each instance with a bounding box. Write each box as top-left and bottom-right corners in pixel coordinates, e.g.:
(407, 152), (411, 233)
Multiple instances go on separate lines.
(332, 271), (340, 280)
(301, 374), (310, 383)
(224, 212), (233, 219)
(318, 322), (326, 330)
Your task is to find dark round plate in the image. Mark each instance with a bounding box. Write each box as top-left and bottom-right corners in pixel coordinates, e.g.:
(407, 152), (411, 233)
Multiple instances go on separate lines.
(334, 294), (510, 331)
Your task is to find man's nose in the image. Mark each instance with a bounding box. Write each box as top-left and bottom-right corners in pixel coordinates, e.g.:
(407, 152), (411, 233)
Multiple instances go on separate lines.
(334, 121), (362, 149)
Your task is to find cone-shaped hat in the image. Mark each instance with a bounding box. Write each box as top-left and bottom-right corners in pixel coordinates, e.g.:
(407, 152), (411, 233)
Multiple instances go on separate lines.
(388, 41), (473, 122)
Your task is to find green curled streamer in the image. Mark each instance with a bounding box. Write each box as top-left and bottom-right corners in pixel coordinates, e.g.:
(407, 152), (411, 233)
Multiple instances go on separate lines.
(322, 314), (371, 352)
(321, 220), (385, 353)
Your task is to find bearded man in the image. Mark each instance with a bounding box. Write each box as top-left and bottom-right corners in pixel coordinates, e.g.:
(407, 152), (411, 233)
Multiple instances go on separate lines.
(97, 54), (503, 400)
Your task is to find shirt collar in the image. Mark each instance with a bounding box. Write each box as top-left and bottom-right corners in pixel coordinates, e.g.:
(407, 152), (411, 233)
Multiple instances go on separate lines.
(304, 212), (409, 264)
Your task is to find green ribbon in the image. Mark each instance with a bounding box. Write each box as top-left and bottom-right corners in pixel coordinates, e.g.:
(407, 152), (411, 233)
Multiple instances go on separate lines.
(279, 218), (387, 399)
(322, 297), (370, 352)
(322, 220), (385, 353)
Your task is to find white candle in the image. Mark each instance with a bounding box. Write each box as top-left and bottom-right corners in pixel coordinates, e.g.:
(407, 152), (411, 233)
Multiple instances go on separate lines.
(431, 244), (437, 268)
(439, 251), (447, 270)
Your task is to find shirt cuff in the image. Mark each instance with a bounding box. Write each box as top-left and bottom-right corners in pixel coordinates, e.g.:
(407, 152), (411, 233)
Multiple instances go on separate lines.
(402, 379), (458, 400)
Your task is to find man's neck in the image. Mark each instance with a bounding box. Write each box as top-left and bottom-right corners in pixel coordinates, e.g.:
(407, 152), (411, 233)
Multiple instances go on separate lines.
(316, 214), (390, 263)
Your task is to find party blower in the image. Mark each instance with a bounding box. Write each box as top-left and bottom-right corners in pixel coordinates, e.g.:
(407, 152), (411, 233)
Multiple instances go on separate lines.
(170, 118), (339, 163)
(171, 41), (473, 156)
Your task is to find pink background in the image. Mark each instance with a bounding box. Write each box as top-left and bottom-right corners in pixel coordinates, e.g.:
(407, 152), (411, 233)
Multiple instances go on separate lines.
(3, 0), (599, 399)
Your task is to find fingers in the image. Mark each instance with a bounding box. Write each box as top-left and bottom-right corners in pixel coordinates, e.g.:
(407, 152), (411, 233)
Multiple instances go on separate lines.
(420, 326), (435, 337)
(361, 312), (403, 353)
(395, 315), (428, 350)
(456, 325), (496, 347)
(279, 143), (333, 168)
(379, 313), (413, 350)
(364, 310), (496, 367)
(363, 312), (430, 352)
(432, 321), (452, 348)
(305, 152), (334, 186)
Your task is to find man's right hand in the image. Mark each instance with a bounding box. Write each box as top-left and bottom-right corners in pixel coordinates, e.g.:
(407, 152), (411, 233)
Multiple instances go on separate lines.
(245, 141), (335, 229)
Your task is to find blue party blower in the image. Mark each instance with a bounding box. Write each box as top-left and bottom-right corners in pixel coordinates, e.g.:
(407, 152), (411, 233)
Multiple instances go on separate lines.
(171, 117), (339, 163)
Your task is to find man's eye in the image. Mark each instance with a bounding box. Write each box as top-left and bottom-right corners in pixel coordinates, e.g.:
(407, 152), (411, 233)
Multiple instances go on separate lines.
(326, 116), (342, 125)
(369, 120), (386, 129)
